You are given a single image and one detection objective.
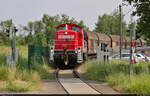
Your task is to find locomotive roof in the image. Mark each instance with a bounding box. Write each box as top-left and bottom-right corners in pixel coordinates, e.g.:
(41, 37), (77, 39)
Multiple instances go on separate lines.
(56, 23), (82, 29)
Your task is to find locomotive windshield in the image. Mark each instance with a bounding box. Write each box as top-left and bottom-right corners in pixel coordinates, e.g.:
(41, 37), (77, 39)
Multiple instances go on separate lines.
(71, 26), (80, 32)
(57, 26), (66, 31)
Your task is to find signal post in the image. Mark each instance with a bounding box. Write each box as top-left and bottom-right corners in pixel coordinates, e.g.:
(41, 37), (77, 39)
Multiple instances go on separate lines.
(6, 26), (18, 66)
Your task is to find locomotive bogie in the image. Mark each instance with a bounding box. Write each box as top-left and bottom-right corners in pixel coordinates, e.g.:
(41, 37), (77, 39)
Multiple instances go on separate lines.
(54, 51), (78, 68)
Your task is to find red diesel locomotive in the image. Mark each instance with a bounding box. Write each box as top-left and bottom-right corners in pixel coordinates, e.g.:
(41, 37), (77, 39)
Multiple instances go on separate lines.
(54, 23), (88, 68)
(53, 23), (145, 68)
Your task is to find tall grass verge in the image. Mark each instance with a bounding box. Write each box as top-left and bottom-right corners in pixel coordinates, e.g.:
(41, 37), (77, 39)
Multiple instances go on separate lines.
(84, 59), (150, 94)
(0, 46), (54, 92)
(0, 66), (41, 92)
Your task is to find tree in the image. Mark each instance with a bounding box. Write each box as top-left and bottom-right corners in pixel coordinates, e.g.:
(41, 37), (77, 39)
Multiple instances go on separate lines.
(42, 14), (89, 45)
(23, 22), (34, 45)
(0, 19), (13, 45)
(78, 20), (89, 31)
(42, 14), (61, 45)
(34, 32), (46, 46)
(94, 11), (127, 35)
(23, 20), (46, 45)
(20, 14), (90, 46)
(124, 0), (150, 43)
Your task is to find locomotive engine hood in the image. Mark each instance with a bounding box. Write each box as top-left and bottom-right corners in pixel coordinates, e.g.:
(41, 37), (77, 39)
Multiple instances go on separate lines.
(55, 30), (78, 51)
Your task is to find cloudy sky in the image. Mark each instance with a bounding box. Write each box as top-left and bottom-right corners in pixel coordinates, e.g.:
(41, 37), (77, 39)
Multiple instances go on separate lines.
(0, 0), (136, 30)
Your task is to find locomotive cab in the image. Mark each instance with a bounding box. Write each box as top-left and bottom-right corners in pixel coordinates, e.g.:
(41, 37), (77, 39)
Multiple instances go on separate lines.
(54, 23), (86, 68)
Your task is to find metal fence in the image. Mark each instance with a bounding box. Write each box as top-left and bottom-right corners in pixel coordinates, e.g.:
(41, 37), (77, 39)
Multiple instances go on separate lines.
(28, 45), (50, 69)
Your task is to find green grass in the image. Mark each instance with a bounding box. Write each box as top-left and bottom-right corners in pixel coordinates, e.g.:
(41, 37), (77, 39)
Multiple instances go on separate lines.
(6, 82), (29, 92)
(0, 66), (41, 92)
(0, 46), (54, 92)
(84, 59), (150, 94)
(107, 73), (150, 94)
(0, 66), (8, 80)
(31, 64), (55, 79)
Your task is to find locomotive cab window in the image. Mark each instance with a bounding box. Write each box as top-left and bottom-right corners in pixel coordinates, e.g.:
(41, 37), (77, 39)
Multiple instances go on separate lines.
(57, 26), (66, 31)
(71, 26), (80, 32)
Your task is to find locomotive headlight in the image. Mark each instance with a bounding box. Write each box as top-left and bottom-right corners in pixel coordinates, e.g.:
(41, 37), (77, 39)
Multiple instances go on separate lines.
(78, 50), (81, 53)
(65, 32), (68, 34)
(75, 51), (77, 53)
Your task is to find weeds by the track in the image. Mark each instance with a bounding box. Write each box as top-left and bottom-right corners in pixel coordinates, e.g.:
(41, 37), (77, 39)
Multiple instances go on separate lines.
(0, 46), (54, 92)
(84, 59), (150, 94)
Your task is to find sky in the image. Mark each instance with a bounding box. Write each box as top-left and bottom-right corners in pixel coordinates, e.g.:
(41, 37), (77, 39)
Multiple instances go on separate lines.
(0, 0), (137, 30)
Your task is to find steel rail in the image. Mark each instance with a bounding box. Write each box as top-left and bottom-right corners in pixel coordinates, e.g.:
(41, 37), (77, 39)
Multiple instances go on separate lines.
(55, 66), (102, 95)
(73, 68), (103, 94)
(54, 68), (69, 94)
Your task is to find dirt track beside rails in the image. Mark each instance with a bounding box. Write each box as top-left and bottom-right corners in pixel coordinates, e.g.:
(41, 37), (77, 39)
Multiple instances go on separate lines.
(78, 74), (120, 94)
(0, 69), (121, 94)
(34, 69), (120, 94)
(26, 80), (67, 94)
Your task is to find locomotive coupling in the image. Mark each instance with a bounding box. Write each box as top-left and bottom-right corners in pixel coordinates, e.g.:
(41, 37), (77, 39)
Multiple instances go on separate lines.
(61, 46), (69, 65)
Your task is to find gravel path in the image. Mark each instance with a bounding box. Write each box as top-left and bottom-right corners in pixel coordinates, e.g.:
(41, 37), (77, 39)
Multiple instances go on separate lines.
(0, 69), (121, 94)
(86, 81), (120, 94)
(29, 80), (66, 94)
(58, 70), (100, 94)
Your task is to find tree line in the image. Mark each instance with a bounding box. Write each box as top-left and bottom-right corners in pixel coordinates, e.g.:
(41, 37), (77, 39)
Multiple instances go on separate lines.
(0, 14), (89, 46)
(0, 2), (149, 46)
(124, 0), (150, 45)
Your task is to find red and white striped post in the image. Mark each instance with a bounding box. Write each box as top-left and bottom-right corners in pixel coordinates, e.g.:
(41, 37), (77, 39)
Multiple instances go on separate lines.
(131, 42), (136, 64)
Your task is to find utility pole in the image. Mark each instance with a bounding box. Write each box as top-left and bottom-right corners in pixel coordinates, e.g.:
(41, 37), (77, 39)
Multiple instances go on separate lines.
(119, 5), (122, 59)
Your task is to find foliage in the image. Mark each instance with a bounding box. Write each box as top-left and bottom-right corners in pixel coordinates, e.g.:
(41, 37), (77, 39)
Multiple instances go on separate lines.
(16, 14), (89, 46)
(23, 21), (46, 46)
(84, 60), (150, 94)
(107, 73), (150, 94)
(124, 0), (150, 44)
(0, 65), (41, 92)
(0, 19), (13, 45)
(42, 14), (61, 45)
(31, 64), (55, 79)
(0, 46), (54, 92)
(15, 46), (54, 80)
(94, 11), (127, 35)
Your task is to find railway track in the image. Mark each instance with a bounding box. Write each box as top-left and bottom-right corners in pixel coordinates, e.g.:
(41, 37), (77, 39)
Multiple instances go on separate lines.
(55, 67), (102, 95)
